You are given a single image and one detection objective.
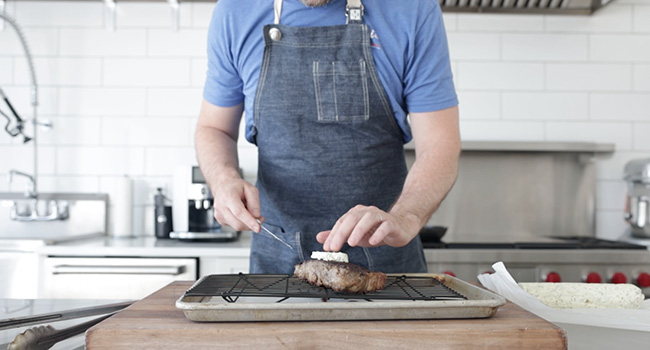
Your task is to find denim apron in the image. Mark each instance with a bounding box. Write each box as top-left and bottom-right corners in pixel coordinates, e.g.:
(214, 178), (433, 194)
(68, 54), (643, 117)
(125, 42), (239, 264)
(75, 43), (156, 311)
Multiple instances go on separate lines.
(250, 0), (427, 274)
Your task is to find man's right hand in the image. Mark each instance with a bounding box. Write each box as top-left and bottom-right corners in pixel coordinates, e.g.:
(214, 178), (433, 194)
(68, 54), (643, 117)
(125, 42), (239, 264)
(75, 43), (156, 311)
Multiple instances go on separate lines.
(195, 100), (262, 232)
(211, 178), (262, 232)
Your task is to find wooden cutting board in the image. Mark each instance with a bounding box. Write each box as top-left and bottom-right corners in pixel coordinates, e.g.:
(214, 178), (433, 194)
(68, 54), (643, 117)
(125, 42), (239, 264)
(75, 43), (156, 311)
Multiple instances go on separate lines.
(86, 281), (567, 349)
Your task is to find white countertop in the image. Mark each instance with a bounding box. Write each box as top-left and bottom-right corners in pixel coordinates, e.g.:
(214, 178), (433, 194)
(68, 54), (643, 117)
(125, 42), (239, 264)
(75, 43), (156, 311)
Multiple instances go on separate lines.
(7, 232), (649, 261)
(32, 232), (254, 258)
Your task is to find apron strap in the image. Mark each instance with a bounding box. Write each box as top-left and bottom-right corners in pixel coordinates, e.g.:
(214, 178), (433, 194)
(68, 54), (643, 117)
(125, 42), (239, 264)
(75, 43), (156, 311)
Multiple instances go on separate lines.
(346, 0), (364, 23)
(274, 0), (364, 25)
(274, 0), (283, 25)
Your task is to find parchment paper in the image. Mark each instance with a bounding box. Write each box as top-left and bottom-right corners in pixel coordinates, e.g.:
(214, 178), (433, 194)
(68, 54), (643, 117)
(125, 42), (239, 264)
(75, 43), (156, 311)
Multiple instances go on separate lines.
(478, 262), (650, 332)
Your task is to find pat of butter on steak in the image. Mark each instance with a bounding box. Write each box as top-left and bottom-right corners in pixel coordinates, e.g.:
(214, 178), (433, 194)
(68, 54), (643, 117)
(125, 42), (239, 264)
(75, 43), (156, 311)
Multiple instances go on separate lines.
(294, 259), (386, 293)
(519, 282), (644, 309)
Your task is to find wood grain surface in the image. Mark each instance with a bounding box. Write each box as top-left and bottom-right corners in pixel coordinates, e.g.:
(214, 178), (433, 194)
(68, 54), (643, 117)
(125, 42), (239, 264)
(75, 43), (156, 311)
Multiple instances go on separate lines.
(86, 281), (567, 350)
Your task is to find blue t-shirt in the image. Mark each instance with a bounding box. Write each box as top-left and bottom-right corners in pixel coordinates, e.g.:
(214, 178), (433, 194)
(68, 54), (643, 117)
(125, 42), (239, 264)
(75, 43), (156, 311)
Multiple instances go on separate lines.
(204, 0), (458, 143)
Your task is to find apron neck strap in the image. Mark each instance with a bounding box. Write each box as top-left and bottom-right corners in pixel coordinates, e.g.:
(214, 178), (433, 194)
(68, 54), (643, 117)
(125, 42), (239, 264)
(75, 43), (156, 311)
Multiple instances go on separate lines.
(273, 0), (364, 25)
(274, 0), (283, 25)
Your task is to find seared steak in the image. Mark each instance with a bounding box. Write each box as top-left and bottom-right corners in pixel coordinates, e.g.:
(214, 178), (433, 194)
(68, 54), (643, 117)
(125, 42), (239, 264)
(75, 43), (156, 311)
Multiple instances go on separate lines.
(293, 260), (386, 293)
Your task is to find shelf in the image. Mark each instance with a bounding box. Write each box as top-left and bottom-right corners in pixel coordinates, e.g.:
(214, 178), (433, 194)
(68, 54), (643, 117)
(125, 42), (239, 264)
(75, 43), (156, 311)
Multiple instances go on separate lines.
(404, 141), (616, 153)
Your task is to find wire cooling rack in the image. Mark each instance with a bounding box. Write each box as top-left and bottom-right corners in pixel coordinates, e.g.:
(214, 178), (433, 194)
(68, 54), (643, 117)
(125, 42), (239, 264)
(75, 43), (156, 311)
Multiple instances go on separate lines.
(184, 274), (467, 303)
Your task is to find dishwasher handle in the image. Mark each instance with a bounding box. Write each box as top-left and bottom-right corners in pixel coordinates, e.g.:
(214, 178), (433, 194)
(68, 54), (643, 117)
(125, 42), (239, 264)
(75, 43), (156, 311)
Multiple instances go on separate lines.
(51, 265), (186, 275)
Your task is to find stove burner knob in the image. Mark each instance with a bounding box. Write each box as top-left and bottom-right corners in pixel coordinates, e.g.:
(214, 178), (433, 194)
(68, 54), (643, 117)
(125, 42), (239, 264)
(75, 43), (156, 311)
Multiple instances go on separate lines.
(545, 272), (561, 283)
(443, 271), (456, 277)
(611, 272), (627, 284)
(636, 272), (650, 288)
(585, 272), (602, 284)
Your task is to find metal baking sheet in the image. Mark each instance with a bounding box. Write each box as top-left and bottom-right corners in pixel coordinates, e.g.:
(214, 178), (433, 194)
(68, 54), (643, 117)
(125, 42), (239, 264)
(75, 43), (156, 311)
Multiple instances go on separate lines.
(176, 273), (506, 322)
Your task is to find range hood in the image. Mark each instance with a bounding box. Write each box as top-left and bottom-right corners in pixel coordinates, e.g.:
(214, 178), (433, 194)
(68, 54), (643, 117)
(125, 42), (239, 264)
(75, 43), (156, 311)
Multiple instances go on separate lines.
(439, 0), (615, 15)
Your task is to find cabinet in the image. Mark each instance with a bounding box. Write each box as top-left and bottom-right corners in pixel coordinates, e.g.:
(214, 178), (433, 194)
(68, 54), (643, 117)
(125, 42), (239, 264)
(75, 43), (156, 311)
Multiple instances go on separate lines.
(0, 251), (39, 299)
(200, 256), (249, 275)
(40, 256), (198, 299)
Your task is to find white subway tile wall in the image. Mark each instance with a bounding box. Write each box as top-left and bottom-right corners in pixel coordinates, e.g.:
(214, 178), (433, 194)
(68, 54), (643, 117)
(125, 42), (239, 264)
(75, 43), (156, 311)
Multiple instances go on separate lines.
(545, 63), (632, 91)
(0, 58), (12, 84)
(545, 4), (633, 33)
(501, 34), (588, 61)
(635, 64), (650, 90)
(633, 123), (650, 150)
(502, 92), (589, 120)
(0, 1), (648, 239)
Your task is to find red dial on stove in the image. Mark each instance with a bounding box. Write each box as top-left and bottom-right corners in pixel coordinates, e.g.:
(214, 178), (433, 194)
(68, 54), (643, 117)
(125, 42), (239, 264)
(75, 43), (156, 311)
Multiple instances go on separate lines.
(611, 272), (627, 284)
(585, 272), (602, 283)
(636, 272), (650, 288)
(545, 272), (561, 283)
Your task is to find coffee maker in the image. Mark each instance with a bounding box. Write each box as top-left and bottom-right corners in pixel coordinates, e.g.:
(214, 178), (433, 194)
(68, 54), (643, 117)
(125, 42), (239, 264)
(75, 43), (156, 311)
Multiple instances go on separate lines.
(624, 158), (650, 238)
(170, 166), (239, 241)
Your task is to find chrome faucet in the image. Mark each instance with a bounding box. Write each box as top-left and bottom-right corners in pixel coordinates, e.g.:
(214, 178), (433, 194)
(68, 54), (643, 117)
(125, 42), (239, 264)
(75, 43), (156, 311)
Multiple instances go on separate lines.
(1, 10), (40, 195)
(8, 170), (36, 199)
(1, 10), (69, 222)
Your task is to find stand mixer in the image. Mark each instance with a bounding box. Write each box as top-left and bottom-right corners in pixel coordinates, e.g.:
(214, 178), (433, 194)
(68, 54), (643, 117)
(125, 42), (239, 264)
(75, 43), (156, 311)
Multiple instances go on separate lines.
(624, 158), (650, 239)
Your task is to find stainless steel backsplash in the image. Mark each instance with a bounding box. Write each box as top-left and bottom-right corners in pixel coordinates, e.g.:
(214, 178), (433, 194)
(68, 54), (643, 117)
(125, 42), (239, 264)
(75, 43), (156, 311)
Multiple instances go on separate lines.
(405, 142), (614, 242)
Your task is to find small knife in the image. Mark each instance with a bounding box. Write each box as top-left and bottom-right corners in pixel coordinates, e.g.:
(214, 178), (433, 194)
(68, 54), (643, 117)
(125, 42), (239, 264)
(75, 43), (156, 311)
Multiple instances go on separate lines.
(256, 219), (294, 250)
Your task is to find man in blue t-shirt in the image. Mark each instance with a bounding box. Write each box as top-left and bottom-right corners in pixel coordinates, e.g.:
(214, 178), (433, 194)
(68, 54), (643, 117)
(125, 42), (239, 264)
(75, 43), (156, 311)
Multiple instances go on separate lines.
(195, 0), (460, 274)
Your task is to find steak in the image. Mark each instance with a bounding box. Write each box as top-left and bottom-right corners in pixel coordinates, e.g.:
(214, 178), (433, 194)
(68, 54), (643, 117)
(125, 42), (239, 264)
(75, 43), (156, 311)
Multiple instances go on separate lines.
(293, 259), (387, 293)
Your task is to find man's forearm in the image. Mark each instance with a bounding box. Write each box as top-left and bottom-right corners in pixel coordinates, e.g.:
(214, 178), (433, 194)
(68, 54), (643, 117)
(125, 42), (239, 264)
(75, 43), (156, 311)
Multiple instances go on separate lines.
(389, 140), (459, 231)
(195, 126), (241, 191)
(194, 101), (245, 193)
(194, 101), (261, 231)
(389, 107), (460, 234)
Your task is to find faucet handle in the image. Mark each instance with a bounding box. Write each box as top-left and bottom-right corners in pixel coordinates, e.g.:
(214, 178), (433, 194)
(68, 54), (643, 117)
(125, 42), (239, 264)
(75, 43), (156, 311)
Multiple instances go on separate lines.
(7, 169), (36, 198)
(8, 169), (17, 185)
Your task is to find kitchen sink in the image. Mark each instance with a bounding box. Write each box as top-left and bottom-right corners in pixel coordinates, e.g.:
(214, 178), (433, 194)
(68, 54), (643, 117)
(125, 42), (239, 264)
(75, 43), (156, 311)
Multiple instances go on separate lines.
(0, 192), (108, 245)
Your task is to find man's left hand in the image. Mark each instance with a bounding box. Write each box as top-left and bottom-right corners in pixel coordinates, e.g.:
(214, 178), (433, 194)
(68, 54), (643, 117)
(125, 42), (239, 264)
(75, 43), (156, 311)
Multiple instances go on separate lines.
(316, 205), (419, 251)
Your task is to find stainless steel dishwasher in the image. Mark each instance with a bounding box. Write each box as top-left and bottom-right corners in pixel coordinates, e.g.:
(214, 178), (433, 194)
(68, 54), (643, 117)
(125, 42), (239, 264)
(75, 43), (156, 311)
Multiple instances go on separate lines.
(40, 257), (198, 299)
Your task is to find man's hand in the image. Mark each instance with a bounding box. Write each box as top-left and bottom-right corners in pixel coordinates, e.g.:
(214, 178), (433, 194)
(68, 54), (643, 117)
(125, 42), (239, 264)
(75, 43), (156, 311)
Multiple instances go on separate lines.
(211, 178), (262, 232)
(316, 205), (420, 252)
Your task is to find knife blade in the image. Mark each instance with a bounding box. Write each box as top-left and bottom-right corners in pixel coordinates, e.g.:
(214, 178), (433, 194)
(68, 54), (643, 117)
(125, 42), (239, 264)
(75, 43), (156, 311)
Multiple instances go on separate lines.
(256, 219), (293, 250)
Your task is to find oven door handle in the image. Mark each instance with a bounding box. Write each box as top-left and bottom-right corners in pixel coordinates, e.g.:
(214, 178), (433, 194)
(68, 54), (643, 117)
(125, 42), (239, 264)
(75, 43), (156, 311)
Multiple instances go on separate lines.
(51, 265), (186, 275)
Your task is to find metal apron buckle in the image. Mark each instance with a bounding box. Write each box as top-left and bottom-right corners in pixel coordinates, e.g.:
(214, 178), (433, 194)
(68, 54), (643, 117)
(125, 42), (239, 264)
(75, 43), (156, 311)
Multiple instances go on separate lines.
(345, 5), (364, 23)
(345, 0), (364, 23)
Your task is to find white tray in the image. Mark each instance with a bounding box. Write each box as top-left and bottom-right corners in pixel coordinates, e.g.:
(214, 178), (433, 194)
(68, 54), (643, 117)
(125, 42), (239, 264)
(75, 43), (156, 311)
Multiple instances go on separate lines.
(176, 274), (506, 322)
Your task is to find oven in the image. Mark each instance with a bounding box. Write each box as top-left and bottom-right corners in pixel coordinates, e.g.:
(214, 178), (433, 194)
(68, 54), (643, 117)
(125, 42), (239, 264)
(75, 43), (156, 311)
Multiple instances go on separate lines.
(421, 233), (650, 297)
(405, 142), (650, 297)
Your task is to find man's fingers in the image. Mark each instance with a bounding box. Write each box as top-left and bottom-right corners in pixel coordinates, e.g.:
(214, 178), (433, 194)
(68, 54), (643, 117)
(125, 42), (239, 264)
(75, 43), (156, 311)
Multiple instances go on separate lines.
(323, 206), (412, 250)
(324, 211), (362, 251)
(347, 210), (383, 247)
(211, 183), (261, 232)
(368, 222), (390, 246)
(243, 185), (261, 218)
(316, 230), (330, 244)
(216, 207), (249, 231)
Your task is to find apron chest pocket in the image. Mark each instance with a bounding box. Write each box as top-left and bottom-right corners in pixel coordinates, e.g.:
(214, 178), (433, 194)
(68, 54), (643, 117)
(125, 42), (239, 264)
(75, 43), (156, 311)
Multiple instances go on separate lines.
(313, 60), (370, 123)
